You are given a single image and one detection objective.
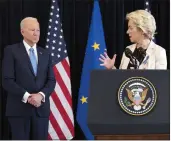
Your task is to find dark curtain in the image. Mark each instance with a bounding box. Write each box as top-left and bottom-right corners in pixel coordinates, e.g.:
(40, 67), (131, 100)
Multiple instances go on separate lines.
(0, 0), (169, 139)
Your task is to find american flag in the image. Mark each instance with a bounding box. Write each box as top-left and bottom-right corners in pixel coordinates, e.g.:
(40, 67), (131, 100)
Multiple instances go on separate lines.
(144, 0), (156, 41)
(45, 0), (74, 139)
(144, 0), (150, 12)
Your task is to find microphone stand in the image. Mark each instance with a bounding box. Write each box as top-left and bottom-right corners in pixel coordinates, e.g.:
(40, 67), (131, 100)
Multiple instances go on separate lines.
(132, 56), (139, 69)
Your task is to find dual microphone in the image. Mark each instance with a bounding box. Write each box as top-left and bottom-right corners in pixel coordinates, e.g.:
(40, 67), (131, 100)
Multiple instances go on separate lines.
(124, 47), (146, 69)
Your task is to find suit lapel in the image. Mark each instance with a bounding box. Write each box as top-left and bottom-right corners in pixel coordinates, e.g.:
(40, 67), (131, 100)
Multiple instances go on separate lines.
(19, 42), (35, 76)
(36, 47), (44, 77)
(145, 41), (155, 57)
(139, 41), (155, 69)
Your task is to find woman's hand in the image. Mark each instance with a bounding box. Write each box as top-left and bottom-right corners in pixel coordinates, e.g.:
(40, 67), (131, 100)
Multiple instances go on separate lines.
(99, 52), (117, 69)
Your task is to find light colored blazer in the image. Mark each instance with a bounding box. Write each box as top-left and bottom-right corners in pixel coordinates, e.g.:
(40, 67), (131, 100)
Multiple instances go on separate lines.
(119, 41), (167, 69)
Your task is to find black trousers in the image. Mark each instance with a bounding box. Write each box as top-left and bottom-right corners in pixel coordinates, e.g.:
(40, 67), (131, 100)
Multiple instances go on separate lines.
(8, 108), (49, 140)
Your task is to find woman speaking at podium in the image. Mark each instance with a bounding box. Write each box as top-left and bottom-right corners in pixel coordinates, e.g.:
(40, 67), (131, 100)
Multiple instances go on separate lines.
(99, 10), (167, 70)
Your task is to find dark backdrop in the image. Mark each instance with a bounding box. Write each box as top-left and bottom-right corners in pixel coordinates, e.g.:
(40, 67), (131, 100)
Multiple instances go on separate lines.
(0, 0), (169, 139)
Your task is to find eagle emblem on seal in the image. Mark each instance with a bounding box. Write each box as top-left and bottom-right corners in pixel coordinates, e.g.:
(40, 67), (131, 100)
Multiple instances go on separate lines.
(126, 88), (151, 111)
(118, 77), (157, 116)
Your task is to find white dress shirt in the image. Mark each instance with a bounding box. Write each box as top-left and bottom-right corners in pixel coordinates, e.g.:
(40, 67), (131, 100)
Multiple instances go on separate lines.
(22, 40), (45, 103)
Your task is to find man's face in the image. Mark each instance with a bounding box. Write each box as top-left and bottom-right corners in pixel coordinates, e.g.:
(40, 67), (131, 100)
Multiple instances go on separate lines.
(126, 20), (143, 43)
(21, 19), (40, 46)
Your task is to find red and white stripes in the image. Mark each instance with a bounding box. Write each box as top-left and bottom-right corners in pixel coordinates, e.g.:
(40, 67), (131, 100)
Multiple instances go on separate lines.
(48, 57), (74, 140)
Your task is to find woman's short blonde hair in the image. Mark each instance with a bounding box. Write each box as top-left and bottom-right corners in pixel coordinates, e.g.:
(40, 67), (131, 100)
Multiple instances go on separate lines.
(126, 10), (156, 39)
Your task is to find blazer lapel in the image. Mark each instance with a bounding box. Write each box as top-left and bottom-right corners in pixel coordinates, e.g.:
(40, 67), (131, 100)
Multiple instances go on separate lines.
(139, 41), (155, 69)
(19, 42), (35, 76)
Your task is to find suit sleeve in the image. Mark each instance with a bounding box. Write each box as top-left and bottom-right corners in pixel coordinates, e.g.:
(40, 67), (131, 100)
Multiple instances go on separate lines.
(40, 53), (56, 97)
(2, 46), (26, 98)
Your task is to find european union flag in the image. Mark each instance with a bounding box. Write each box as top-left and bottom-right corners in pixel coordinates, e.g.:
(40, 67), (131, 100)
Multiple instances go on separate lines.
(76, 0), (107, 139)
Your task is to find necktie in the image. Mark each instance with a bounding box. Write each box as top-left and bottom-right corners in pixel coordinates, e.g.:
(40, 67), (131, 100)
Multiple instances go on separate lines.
(29, 48), (37, 76)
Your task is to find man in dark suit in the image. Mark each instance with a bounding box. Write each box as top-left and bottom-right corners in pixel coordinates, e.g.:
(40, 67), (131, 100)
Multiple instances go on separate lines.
(2, 17), (56, 140)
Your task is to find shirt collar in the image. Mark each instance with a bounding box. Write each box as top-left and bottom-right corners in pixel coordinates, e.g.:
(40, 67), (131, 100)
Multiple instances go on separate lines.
(23, 40), (37, 52)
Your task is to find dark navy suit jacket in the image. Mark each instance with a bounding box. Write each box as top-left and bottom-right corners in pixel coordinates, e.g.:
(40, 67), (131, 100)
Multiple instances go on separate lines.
(2, 42), (56, 117)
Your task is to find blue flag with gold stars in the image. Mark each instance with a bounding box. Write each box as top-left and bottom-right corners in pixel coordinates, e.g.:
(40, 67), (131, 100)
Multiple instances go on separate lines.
(76, 0), (107, 139)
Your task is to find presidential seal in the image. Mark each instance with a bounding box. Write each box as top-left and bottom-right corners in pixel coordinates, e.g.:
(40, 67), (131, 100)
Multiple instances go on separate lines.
(118, 77), (157, 116)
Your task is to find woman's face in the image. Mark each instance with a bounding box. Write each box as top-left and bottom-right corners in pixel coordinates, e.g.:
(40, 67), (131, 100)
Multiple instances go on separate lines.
(126, 20), (143, 43)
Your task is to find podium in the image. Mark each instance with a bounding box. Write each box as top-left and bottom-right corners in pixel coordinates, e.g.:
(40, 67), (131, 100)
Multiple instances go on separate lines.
(87, 70), (170, 140)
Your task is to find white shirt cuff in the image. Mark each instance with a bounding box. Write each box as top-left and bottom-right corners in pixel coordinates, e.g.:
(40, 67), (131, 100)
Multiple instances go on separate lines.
(22, 92), (31, 103)
(39, 92), (45, 102)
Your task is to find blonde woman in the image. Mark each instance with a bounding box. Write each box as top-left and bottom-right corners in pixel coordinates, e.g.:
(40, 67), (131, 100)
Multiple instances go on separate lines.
(99, 10), (167, 69)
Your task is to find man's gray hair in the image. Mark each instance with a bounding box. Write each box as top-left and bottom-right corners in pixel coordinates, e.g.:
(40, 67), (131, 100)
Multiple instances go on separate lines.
(20, 17), (38, 29)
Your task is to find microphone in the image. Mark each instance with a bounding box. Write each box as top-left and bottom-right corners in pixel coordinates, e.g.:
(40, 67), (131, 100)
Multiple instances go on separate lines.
(125, 48), (139, 69)
(137, 47), (146, 64)
(125, 48), (133, 59)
